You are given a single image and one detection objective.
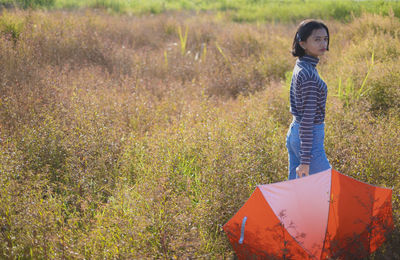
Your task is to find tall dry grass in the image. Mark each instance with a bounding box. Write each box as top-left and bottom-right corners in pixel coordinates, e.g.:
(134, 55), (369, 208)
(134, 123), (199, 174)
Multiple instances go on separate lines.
(0, 9), (399, 258)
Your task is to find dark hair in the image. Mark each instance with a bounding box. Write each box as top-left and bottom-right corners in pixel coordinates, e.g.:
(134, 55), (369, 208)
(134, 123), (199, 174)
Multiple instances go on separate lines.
(292, 19), (330, 57)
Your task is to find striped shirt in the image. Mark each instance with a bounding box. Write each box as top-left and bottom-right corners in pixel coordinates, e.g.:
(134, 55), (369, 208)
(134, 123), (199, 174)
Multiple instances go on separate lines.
(289, 55), (328, 165)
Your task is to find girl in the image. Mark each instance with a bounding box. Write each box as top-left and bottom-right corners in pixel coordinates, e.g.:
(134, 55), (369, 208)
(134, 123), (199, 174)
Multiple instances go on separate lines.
(286, 19), (332, 180)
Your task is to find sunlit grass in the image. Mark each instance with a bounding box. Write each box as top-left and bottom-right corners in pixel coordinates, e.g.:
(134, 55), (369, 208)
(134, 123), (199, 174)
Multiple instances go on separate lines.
(2, 0), (400, 22)
(0, 8), (399, 258)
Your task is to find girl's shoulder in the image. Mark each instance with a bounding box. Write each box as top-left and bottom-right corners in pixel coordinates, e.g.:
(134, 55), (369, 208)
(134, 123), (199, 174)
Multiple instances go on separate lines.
(296, 59), (315, 71)
(294, 62), (315, 81)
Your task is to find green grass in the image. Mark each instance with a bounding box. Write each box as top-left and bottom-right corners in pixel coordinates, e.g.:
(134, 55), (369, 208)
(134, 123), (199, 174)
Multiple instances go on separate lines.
(2, 0), (400, 22)
(0, 8), (399, 259)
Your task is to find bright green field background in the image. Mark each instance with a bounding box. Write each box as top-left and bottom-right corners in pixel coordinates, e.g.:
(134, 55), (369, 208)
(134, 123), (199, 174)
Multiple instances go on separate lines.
(1, 0), (400, 22)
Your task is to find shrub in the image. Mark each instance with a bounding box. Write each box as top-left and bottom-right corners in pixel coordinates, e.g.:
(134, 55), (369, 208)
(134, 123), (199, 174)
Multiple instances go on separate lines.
(0, 10), (25, 42)
(15, 0), (55, 9)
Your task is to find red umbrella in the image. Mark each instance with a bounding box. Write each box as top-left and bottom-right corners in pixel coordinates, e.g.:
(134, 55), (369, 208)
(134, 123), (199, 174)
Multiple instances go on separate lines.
(223, 169), (393, 259)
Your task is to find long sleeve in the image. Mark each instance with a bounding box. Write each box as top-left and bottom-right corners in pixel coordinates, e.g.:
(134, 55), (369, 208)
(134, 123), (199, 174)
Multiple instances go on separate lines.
(299, 79), (318, 165)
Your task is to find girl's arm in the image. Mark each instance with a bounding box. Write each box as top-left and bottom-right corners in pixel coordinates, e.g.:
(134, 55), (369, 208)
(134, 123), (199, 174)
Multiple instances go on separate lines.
(299, 78), (318, 166)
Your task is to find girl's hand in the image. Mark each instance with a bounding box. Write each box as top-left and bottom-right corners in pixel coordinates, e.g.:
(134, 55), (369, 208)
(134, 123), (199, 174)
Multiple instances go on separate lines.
(296, 164), (310, 178)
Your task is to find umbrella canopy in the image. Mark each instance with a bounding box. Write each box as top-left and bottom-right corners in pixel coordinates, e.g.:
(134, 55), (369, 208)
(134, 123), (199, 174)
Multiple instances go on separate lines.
(223, 169), (393, 259)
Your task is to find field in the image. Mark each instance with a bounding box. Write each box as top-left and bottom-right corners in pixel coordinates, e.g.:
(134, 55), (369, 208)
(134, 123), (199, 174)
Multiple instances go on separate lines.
(0, 1), (400, 259)
(2, 0), (400, 22)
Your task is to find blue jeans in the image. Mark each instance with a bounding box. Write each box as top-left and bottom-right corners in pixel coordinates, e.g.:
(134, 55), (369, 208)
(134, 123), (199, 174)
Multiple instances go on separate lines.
(286, 120), (331, 180)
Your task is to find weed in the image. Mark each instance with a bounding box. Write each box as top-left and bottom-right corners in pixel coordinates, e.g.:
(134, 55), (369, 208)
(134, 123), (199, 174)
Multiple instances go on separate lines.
(0, 9), (399, 259)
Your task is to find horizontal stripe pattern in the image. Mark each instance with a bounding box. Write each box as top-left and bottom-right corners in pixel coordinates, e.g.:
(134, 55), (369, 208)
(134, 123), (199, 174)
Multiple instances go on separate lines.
(289, 55), (327, 165)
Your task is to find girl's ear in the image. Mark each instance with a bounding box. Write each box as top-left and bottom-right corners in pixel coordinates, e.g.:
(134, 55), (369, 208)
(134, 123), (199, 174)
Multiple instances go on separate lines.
(299, 41), (306, 50)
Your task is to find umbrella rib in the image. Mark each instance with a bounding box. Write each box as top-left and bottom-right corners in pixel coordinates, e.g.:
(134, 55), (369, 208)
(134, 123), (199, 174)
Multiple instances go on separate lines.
(320, 171), (336, 260)
(276, 215), (316, 259)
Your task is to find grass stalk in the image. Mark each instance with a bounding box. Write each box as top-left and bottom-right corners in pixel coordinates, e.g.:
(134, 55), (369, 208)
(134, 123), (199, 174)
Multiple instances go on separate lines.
(178, 25), (188, 56)
(215, 41), (232, 69)
(357, 50), (375, 100)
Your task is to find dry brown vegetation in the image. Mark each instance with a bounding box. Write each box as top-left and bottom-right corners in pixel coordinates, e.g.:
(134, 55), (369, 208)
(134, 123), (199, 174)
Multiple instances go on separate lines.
(0, 9), (399, 258)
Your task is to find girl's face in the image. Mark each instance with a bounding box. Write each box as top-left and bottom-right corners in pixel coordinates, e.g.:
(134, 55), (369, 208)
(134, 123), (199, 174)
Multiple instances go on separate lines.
(300, 28), (329, 58)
